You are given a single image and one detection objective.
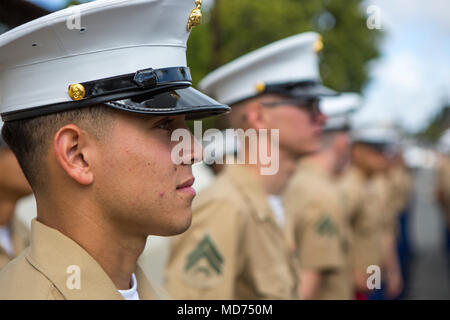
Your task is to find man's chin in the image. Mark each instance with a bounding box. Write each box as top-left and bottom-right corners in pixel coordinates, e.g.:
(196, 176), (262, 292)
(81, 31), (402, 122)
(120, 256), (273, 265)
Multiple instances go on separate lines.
(154, 212), (192, 237)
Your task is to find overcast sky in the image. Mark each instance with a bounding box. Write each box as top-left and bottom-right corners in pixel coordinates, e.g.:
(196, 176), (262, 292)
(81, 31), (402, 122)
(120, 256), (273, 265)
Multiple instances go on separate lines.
(356, 0), (450, 133)
(28, 0), (450, 133)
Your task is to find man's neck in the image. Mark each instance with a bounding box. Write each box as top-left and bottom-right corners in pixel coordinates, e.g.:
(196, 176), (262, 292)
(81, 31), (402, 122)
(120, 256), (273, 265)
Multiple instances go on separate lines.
(244, 147), (297, 195)
(303, 150), (336, 177)
(36, 198), (146, 290)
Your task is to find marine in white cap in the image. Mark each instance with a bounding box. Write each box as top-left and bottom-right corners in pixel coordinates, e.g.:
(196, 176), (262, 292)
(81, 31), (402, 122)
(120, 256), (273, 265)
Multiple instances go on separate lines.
(341, 124), (403, 299)
(0, 0), (229, 300)
(282, 93), (360, 299)
(165, 32), (335, 299)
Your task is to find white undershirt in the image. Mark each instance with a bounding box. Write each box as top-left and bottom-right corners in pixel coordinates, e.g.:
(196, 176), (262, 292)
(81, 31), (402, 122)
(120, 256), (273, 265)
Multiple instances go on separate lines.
(267, 195), (285, 228)
(118, 273), (140, 300)
(0, 226), (14, 257)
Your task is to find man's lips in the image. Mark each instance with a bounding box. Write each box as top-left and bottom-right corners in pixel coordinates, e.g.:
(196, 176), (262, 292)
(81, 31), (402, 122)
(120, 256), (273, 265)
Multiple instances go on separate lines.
(176, 177), (195, 190)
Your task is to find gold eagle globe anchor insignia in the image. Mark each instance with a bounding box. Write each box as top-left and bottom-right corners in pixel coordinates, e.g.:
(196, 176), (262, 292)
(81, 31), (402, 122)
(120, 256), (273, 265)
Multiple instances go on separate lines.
(68, 83), (86, 101)
(187, 0), (203, 32)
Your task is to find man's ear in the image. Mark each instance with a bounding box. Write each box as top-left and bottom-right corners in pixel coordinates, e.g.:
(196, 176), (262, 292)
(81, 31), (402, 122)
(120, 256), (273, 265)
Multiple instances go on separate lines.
(245, 101), (267, 130)
(53, 124), (94, 185)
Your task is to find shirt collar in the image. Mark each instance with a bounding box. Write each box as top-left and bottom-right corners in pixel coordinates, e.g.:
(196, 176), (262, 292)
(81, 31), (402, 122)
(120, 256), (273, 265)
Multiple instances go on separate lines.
(26, 219), (159, 300)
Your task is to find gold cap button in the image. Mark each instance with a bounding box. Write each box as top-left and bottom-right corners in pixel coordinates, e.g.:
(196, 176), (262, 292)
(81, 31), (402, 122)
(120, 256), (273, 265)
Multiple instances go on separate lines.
(68, 84), (86, 101)
(314, 35), (324, 53)
(255, 81), (266, 93)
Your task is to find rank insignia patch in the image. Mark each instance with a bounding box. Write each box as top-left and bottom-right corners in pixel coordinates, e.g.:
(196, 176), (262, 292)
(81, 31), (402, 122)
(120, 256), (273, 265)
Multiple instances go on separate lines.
(182, 234), (225, 288)
(316, 216), (338, 236)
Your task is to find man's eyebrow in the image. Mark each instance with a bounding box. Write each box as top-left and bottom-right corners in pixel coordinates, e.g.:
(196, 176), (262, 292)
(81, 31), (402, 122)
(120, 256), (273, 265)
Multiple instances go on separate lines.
(151, 115), (180, 127)
(260, 99), (314, 106)
(144, 115), (167, 125)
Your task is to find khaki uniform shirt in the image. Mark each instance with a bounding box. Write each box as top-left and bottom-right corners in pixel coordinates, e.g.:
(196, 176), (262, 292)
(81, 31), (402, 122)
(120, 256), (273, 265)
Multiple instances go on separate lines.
(387, 166), (412, 216)
(283, 161), (352, 300)
(0, 217), (29, 270)
(166, 165), (298, 300)
(374, 174), (399, 237)
(339, 167), (384, 271)
(0, 219), (166, 300)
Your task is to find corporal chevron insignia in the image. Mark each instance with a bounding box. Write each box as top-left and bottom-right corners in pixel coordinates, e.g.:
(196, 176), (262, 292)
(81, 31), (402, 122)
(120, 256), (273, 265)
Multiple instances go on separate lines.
(182, 234), (224, 288)
(316, 216), (338, 236)
(185, 234), (224, 275)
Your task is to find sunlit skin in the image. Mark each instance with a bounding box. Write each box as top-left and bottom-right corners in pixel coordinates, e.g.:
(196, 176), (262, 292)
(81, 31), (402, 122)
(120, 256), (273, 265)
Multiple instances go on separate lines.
(262, 97), (326, 157)
(351, 143), (389, 177)
(35, 110), (201, 290)
(0, 148), (33, 226)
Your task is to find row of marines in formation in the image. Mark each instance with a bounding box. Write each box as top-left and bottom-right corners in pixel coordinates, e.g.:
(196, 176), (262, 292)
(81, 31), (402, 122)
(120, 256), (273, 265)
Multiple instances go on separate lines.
(0, 94), (416, 300)
(1, 16), (415, 300)
(1, 0), (445, 300)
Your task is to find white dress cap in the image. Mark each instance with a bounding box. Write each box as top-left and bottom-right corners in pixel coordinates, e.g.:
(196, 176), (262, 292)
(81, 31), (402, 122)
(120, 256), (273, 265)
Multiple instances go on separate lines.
(0, 0), (229, 121)
(437, 129), (450, 155)
(352, 124), (399, 149)
(321, 92), (362, 132)
(198, 32), (337, 106)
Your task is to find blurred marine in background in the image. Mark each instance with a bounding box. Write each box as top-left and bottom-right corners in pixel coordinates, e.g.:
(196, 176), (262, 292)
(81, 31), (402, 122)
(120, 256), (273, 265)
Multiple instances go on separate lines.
(282, 93), (360, 299)
(0, 121), (32, 269)
(340, 126), (403, 299)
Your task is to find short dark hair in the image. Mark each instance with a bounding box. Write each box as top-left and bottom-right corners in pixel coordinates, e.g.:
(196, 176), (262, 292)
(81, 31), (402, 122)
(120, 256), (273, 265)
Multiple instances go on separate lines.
(1, 105), (115, 191)
(0, 134), (7, 149)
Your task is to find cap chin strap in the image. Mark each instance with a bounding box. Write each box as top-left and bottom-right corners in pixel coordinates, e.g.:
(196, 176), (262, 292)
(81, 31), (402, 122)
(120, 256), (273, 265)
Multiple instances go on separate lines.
(1, 66), (192, 122)
(78, 67), (192, 100)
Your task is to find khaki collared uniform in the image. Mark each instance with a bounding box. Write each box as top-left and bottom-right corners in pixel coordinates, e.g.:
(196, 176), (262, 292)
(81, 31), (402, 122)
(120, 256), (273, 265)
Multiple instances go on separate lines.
(0, 219), (166, 300)
(375, 174), (400, 238)
(388, 166), (412, 217)
(339, 167), (384, 271)
(0, 217), (29, 270)
(283, 161), (352, 300)
(165, 165), (298, 300)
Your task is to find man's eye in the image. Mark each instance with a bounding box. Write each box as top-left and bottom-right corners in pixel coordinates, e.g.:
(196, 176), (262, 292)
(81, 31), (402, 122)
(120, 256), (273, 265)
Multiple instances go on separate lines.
(156, 119), (174, 130)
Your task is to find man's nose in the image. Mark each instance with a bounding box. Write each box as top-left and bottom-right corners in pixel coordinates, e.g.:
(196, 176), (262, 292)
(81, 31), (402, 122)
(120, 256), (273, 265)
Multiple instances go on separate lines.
(315, 110), (328, 126)
(190, 131), (203, 164)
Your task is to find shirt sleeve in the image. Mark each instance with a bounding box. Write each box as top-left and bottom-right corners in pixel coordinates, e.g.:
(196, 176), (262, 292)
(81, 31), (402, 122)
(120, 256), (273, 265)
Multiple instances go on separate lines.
(350, 188), (384, 270)
(295, 201), (346, 271)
